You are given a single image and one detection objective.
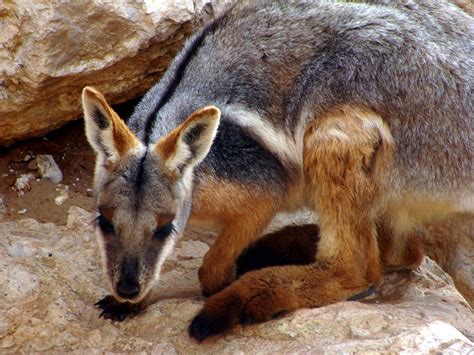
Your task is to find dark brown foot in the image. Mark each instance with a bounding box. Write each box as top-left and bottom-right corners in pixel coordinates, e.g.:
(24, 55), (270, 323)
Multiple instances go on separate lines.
(189, 266), (301, 342)
(95, 295), (142, 322)
(188, 283), (295, 342)
(188, 292), (242, 341)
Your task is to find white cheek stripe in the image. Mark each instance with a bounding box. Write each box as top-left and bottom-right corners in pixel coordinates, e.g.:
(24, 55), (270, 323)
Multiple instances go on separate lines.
(148, 232), (178, 291)
(96, 228), (115, 293)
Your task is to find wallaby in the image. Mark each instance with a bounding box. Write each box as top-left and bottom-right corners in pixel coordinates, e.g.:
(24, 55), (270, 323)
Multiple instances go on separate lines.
(82, 0), (473, 341)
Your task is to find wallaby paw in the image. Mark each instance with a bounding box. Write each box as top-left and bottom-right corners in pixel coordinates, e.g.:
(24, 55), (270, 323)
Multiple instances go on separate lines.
(189, 281), (295, 341)
(189, 291), (242, 341)
(95, 295), (142, 322)
(188, 309), (231, 342)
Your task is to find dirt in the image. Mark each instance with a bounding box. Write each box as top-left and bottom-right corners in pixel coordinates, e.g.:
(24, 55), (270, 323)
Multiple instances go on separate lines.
(0, 99), (140, 225)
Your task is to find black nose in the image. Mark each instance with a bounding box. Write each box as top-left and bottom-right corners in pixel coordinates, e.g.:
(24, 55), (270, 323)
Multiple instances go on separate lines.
(116, 279), (140, 299)
(116, 256), (140, 299)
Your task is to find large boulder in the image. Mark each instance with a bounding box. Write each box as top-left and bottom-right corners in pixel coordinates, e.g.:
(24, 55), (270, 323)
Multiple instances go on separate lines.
(0, 0), (228, 145)
(0, 206), (472, 352)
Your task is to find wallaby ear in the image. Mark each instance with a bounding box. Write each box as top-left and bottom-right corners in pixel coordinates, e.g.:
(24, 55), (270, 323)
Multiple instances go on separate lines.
(156, 106), (221, 173)
(82, 86), (140, 164)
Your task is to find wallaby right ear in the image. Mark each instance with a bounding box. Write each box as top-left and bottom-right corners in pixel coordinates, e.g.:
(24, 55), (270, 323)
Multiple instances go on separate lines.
(155, 106), (221, 173)
(82, 86), (140, 164)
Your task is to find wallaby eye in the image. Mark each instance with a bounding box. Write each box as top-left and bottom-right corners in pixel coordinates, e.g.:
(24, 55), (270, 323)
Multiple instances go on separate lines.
(153, 222), (175, 240)
(96, 213), (115, 235)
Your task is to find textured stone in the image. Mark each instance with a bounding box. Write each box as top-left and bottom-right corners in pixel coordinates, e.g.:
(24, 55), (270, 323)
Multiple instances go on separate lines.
(421, 211), (474, 307)
(179, 240), (209, 259)
(13, 173), (34, 195)
(0, 0), (229, 145)
(0, 195), (5, 219)
(0, 207), (472, 353)
(33, 154), (63, 184)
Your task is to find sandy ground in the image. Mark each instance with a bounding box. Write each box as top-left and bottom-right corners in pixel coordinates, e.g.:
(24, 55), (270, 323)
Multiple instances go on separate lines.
(0, 120), (95, 225)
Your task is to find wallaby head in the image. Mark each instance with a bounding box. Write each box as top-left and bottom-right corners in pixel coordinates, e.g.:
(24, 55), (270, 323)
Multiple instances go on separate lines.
(82, 86), (220, 303)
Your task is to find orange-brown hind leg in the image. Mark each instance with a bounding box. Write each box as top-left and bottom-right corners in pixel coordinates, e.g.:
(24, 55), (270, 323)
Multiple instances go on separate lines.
(376, 220), (424, 273)
(189, 106), (394, 341)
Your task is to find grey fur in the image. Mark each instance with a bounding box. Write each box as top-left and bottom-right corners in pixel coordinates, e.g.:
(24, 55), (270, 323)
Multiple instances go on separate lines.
(129, 0), (473, 195)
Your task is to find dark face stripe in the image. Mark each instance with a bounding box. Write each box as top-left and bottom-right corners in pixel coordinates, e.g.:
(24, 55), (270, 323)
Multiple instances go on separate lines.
(142, 9), (231, 145)
(135, 149), (148, 190)
(133, 149), (148, 213)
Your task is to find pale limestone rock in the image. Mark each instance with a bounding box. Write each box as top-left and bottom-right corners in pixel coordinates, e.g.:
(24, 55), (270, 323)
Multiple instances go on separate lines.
(54, 185), (69, 206)
(34, 154), (63, 184)
(0, 195), (5, 219)
(66, 205), (93, 230)
(13, 173), (34, 195)
(179, 240), (209, 259)
(0, 0), (229, 145)
(0, 265), (39, 303)
(0, 207), (472, 352)
(8, 240), (38, 257)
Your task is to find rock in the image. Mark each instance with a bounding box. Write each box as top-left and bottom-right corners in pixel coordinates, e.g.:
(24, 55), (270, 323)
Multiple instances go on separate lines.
(0, 196), (5, 219)
(0, 0), (230, 145)
(31, 155), (63, 184)
(0, 265), (39, 303)
(66, 206), (93, 230)
(8, 240), (38, 257)
(419, 212), (474, 306)
(13, 173), (34, 195)
(0, 207), (472, 352)
(54, 185), (69, 206)
(178, 240), (209, 259)
(85, 188), (94, 197)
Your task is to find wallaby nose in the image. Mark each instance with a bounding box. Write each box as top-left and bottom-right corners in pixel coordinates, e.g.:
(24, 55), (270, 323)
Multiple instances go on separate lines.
(116, 278), (140, 299)
(116, 256), (140, 299)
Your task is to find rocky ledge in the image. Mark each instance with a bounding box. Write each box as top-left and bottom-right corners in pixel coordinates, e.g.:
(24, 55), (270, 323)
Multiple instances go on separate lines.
(0, 1), (229, 145)
(0, 207), (472, 353)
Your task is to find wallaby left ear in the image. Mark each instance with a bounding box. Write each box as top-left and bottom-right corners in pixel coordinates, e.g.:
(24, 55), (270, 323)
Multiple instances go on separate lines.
(155, 106), (221, 173)
(82, 86), (140, 164)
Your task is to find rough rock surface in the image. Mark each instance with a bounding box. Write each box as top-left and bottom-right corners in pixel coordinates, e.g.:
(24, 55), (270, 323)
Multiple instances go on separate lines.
(0, 0), (229, 145)
(0, 206), (473, 353)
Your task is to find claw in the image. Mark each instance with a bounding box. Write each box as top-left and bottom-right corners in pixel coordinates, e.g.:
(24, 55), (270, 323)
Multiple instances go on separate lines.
(94, 295), (141, 322)
(347, 285), (376, 301)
